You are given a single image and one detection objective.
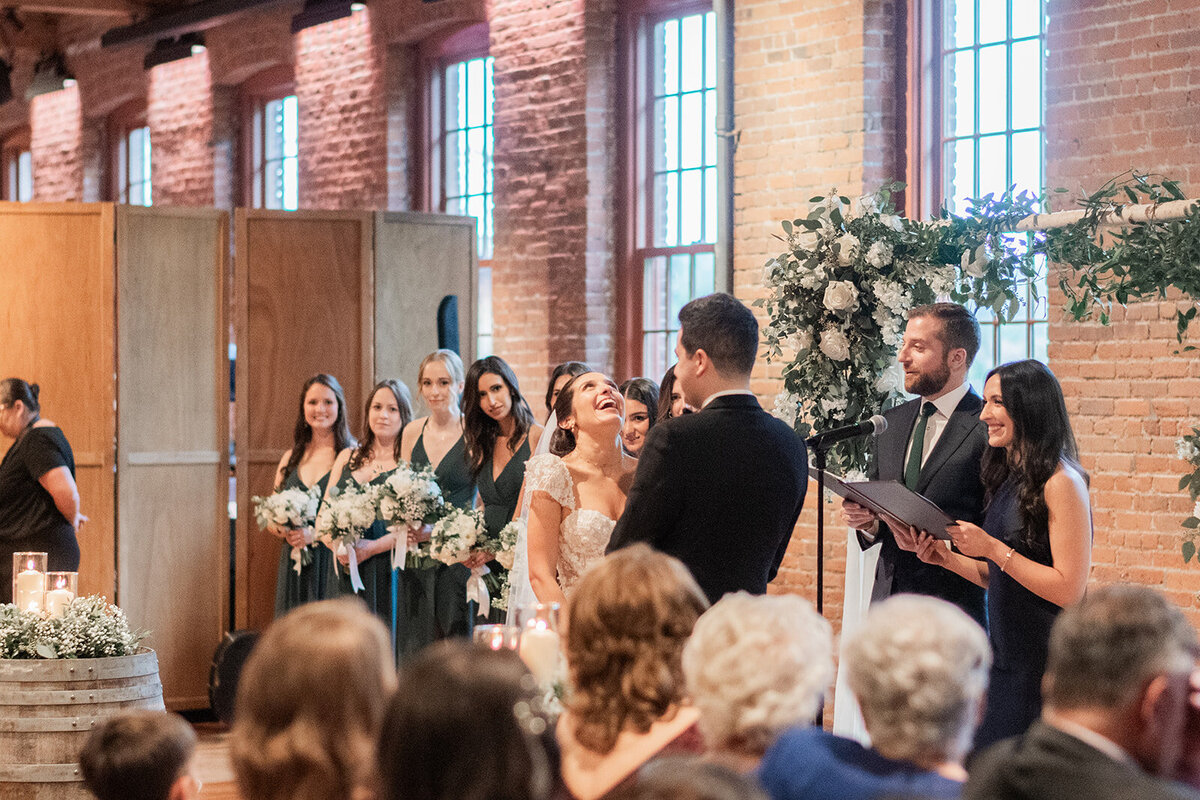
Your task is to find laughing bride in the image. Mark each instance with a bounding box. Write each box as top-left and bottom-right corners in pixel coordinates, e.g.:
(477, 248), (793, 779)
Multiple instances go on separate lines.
(507, 371), (638, 614)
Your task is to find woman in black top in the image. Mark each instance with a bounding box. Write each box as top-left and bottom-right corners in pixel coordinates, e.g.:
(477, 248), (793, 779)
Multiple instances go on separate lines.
(0, 378), (83, 603)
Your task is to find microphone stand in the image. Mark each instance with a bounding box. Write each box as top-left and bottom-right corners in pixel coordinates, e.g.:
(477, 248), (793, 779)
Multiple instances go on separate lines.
(806, 438), (830, 616)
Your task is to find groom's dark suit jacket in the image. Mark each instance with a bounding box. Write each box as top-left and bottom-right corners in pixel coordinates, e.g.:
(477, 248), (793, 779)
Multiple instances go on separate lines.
(606, 393), (808, 603)
(859, 390), (987, 626)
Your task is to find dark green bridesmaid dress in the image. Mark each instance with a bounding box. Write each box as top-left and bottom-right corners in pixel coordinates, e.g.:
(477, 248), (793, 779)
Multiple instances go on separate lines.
(273, 468), (333, 617)
(328, 466), (399, 648)
(476, 437), (532, 623)
(398, 422), (476, 657)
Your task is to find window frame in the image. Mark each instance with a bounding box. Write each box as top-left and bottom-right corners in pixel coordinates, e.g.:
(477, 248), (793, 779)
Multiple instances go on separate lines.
(617, 0), (721, 380)
(911, 0), (1049, 381)
(2, 127), (33, 203)
(421, 23), (494, 356)
(239, 67), (299, 210)
(107, 101), (152, 206)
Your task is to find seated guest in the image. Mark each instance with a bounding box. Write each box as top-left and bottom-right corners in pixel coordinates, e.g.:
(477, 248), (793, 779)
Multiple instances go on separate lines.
(610, 756), (769, 800)
(758, 595), (990, 800)
(231, 599), (397, 800)
(559, 544), (711, 800)
(966, 584), (1200, 800)
(79, 711), (199, 800)
(682, 592), (834, 771)
(376, 640), (557, 800)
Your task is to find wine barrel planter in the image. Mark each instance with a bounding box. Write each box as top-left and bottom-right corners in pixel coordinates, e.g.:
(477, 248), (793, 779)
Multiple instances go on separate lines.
(0, 650), (164, 800)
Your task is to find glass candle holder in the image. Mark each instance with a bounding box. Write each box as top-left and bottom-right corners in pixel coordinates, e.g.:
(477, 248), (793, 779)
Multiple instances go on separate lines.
(44, 572), (78, 617)
(13, 552), (48, 613)
(473, 624), (521, 651)
(516, 602), (561, 685)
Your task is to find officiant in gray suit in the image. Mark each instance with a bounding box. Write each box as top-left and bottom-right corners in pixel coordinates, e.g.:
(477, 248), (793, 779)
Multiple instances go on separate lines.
(841, 302), (988, 626)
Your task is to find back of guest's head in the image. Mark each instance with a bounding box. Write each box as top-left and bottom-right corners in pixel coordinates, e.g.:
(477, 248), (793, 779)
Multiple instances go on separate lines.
(0, 377), (40, 414)
(677, 293), (758, 377)
(683, 592), (833, 757)
(567, 544), (710, 755)
(231, 599), (397, 800)
(844, 594), (991, 767)
(1045, 584), (1197, 711)
(79, 711), (196, 800)
(377, 641), (555, 800)
(907, 303), (981, 365)
(607, 756), (769, 800)
(546, 361), (590, 414)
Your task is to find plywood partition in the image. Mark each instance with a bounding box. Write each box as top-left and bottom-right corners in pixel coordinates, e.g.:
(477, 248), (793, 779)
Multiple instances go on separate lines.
(115, 207), (229, 709)
(0, 202), (116, 600)
(234, 210), (374, 630)
(374, 212), (478, 388)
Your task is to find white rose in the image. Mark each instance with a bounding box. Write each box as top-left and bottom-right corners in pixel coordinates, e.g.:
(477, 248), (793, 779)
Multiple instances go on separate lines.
(836, 233), (859, 266)
(866, 240), (893, 269)
(823, 280), (859, 313)
(852, 194), (878, 218)
(795, 230), (820, 252)
(874, 362), (904, 394)
(880, 213), (904, 232)
(819, 329), (851, 362)
(786, 329), (812, 353)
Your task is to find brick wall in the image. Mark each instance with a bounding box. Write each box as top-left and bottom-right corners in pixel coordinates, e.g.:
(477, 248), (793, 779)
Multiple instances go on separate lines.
(149, 54), (217, 207)
(1045, 0), (1200, 625)
(30, 87), (83, 202)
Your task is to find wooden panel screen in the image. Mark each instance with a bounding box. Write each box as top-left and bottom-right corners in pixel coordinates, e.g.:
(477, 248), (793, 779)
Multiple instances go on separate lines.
(374, 212), (477, 388)
(116, 206), (229, 708)
(0, 202), (115, 599)
(234, 210), (373, 630)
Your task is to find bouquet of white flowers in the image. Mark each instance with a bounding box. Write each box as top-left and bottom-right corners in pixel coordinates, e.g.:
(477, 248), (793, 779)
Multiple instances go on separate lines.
(315, 483), (381, 549)
(485, 520), (522, 571)
(376, 462), (446, 568)
(252, 486), (323, 575)
(429, 507), (485, 565)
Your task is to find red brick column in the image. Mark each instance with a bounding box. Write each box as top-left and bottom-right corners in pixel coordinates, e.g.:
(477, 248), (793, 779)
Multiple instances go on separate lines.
(30, 87), (84, 202)
(489, 0), (617, 399)
(148, 52), (217, 207)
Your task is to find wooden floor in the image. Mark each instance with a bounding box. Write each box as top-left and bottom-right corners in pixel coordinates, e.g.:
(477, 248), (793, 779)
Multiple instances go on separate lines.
(194, 723), (242, 800)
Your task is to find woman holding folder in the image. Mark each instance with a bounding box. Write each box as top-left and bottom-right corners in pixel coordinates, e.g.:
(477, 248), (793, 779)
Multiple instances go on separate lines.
(902, 359), (1092, 749)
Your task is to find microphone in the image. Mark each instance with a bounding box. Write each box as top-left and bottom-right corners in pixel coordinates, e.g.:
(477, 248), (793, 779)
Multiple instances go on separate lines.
(805, 415), (887, 449)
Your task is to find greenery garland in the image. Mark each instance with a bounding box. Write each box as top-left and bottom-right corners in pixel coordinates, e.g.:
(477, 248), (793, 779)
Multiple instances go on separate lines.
(761, 173), (1200, 562)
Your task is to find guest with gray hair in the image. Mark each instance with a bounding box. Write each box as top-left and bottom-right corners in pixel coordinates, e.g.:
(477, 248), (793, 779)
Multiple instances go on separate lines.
(757, 594), (990, 800)
(682, 592), (833, 771)
(966, 584), (1200, 800)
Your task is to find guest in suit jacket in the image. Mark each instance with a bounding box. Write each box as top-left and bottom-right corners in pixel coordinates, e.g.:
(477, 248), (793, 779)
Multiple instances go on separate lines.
(840, 303), (988, 626)
(607, 293), (808, 603)
(966, 585), (1200, 800)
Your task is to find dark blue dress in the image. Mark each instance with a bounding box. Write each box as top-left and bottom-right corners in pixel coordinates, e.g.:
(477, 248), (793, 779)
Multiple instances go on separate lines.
(974, 478), (1061, 750)
(273, 468), (333, 616)
(397, 425), (476, 657)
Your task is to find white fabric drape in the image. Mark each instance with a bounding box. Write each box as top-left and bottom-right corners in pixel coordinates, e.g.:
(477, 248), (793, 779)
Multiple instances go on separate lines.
(832, 526), (879, 745)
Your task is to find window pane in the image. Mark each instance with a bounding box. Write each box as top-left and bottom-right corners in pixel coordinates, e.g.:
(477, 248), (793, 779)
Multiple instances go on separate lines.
(282, 96), (299, 158)
(17, 151), (33, 202)
(977, 44), (1007, 134)
(680, 15), (704, 92)
(946, 50), (975, 137)
(1011, 0), (1042, 38)
(998, 320), (1028, 362)
(643, 333), (668, 378)
(438, 56), (494, 270)
(979, 0), (1006, 44)
(643, 256), (668, 331)
(704, 91), (718, 167)
(654, 171), (680, 247)
(1010, 38), (1042, 130)
(946, 0), (975, 50)
(704, 12), (717, 89)
(680, 92), (703, 169)
(668, 253), (691, 322)
(704, 167), (718, 244)
(1011, 130), (1041, 197)
(657, 97), (678, 171)
(978, 134), (1007, 196)
(1031, 321), (1048, 363)
(944, 138), (975, 212)
(679, 170), (703, 244)
(478, 265), (493, 357)
(282, 156), (299, 210)
(694, 252), (716, 297)
(654, 19), (679, 97)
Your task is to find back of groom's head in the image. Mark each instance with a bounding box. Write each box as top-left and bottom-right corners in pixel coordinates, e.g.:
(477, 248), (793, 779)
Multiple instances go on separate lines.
(678, 293), (758, 377)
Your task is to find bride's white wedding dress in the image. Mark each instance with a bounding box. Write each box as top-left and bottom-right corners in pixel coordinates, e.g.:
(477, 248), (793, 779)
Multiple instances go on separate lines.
(506, 453), (616, 622)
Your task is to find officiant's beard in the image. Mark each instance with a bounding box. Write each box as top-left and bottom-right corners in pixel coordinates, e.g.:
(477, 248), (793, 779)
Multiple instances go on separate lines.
(905, 358), (952, 397)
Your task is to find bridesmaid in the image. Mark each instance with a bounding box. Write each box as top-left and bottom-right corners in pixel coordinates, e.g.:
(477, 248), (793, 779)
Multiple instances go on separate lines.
(462, 356), (543, 623)
(269, 374), (354, 616)
(398, 349), (476, 655)
(322, 379), (413, 643)
(618, 377), (659, 457)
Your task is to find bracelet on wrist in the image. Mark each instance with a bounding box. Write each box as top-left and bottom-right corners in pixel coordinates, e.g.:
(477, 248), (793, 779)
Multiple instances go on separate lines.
(999, 546), (1016, 573)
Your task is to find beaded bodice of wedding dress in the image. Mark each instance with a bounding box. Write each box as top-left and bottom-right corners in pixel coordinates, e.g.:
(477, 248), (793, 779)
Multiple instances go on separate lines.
(523, 453), (616, 594)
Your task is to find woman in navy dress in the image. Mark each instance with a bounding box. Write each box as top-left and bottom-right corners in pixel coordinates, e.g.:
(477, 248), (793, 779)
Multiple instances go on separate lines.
(462, 356), (543, 623)
(398, 350), (476, 656)
(322, 380), (413, 645)
(269, 374), (353, 615)
(908, 359), (1092, 748)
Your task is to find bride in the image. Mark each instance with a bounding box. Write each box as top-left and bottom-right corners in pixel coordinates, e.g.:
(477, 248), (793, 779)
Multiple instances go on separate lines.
(507, 372), (637, 614)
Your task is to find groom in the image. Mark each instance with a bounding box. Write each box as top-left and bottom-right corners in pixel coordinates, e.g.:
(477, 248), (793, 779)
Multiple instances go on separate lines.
(607, 293), (808, 603)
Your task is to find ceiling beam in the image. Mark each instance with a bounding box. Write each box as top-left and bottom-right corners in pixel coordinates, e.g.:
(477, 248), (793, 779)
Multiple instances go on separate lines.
(10, 0), (136, 18)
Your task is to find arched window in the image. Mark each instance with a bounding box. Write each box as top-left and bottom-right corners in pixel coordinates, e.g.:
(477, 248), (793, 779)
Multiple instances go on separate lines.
(2, 127), (33, 202)
(109, 101), (152, 206)
(241, 67), (299, 210)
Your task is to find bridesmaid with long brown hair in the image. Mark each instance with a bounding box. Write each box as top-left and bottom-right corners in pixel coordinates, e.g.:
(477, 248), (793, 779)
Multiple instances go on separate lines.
(268, 374), (354, 616)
